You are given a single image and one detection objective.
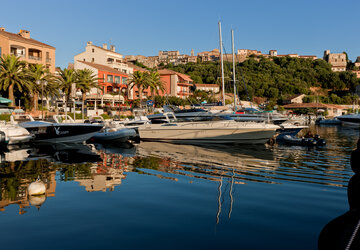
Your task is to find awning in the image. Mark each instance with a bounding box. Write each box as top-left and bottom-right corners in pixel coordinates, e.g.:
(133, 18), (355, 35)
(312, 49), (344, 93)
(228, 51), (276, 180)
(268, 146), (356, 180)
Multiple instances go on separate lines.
(0, 97), (12, 104)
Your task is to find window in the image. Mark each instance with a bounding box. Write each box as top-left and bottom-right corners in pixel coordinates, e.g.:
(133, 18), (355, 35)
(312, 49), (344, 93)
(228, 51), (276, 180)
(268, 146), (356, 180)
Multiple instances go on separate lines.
(83, 59), (85, 61)
(92, 58), (94, 62)
(122, 77), (127, 84)
(46, 52), (49, 59)
(107, 75), (113, 83)
(115, 76), (120, 83)
(92, 48), (94, 53)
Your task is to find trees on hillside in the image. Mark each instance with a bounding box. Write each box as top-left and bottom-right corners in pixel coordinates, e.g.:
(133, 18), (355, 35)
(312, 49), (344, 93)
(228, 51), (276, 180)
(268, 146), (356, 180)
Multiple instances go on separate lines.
(165, 56), (360, 104)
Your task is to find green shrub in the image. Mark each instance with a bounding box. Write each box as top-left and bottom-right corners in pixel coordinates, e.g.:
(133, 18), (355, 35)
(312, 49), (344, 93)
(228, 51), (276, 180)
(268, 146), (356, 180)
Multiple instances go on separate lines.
(0, 114), (11, 121)
(100, 113), (111, 120)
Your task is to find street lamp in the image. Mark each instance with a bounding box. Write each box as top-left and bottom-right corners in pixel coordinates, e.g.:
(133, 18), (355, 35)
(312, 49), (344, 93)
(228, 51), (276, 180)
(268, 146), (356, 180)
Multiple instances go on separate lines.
(41, 80), (46, 120)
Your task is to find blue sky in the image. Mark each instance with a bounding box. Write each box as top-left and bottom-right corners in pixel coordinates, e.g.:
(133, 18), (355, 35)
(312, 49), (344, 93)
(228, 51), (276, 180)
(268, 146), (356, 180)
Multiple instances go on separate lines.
(1, 0), (359, 68)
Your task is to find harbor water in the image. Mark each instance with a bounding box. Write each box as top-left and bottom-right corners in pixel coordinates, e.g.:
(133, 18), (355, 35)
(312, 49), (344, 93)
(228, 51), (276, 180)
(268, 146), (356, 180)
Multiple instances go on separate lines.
(0, 125), (358, 249)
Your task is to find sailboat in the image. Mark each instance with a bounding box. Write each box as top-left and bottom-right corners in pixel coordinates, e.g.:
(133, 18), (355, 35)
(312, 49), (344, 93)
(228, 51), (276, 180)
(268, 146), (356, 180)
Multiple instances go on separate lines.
(138, 24), (280, 144)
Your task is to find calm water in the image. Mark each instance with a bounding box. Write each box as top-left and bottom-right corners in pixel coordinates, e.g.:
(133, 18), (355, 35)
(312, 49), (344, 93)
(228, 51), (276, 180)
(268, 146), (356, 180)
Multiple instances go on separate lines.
(0, 126), (359, 250)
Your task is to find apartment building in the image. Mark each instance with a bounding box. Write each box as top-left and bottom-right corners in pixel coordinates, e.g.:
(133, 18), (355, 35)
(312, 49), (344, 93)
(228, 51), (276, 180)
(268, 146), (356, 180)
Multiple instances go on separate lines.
(323, 50), (347, 72)
(237, 49), (262, 57)
(158, 69), (193, 99)
(74, 60), (129, 105)
(158, 50), (180, 63)
(197, 49), (220, 62)
(0, 27), (56, 73)
(74, 41), (133, 74)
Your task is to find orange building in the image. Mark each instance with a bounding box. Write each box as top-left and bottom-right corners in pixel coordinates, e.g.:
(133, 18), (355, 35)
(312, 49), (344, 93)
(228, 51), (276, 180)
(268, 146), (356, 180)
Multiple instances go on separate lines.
(158, 69), (193, 99)
(75, 61), (128, 106)
(0, 27), (56, 73)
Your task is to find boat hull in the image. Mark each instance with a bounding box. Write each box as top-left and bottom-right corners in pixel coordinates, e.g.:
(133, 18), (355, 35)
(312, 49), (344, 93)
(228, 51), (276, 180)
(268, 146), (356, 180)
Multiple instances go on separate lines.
(91, 128), (137, 142)
(138, 122), (278, 144)
(21, 122), (103, 144)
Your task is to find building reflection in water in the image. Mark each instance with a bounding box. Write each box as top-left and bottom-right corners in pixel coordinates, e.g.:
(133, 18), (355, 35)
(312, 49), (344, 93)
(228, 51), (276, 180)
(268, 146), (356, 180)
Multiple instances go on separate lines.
(0, 159), (56, 214)
(318, 139), (360, 249)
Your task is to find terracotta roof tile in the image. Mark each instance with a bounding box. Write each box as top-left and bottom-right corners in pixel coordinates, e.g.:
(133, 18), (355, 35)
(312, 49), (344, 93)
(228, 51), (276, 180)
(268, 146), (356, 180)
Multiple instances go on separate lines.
(0, 30), (55, 49)
(283, 103), (344, 109)
(77, 61), (128, 76)
(195, 84), (219, 87)
(158, 69), (192, 82)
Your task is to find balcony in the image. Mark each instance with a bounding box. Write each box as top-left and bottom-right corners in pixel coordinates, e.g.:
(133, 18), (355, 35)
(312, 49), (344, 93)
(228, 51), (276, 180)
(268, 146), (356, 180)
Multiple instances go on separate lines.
(29, 55), (42, 61)
(46, 58), (51, 63)
(10, 45), (26, 58)
(28, 48), (42, 61)
(177, 91), (189, 96)
(10, 53), (25, 58)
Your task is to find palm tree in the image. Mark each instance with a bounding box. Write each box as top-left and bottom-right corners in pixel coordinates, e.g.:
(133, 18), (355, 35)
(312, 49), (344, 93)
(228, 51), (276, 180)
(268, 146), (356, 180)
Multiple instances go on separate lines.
(57, 68), (77, 118)
(28, 64), (56, 111)
(75, 69), (99, 120)
(149, 70), (165, 100)
(129, 71), (150, 108)
(0, 55), (30, 106)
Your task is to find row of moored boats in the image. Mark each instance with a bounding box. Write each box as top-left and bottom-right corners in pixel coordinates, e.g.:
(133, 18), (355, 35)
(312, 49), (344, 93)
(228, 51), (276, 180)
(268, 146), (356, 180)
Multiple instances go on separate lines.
(2, 107), (357, 147)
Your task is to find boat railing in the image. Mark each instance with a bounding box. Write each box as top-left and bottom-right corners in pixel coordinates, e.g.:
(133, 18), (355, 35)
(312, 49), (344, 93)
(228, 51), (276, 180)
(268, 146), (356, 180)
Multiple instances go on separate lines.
(10, 114), (35, 124)
(53, 115), (75, 123)
(163, 112), (177, 123)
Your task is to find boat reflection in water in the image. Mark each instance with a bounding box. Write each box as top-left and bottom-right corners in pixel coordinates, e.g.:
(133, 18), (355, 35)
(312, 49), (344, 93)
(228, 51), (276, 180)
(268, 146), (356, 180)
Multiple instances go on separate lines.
(134, 141), (278, 184)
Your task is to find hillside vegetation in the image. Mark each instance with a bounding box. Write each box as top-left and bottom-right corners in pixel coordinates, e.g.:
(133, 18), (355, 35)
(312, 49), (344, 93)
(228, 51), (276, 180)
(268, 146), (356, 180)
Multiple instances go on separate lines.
(165, 56), (360, 105)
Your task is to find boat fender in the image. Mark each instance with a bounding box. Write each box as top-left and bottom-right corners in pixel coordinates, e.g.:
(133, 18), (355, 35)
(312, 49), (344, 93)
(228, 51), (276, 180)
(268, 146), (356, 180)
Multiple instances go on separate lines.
(28, 179), (46, 196)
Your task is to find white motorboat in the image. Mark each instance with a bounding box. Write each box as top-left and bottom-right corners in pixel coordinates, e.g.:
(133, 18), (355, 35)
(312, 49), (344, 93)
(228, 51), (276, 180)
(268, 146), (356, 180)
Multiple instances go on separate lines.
(90, 127), (137, 143)
(138, 113), (279, 144)
(0, 121), (34, 145)
(336, 114), (360, 127)
(15, 115), (103, 144)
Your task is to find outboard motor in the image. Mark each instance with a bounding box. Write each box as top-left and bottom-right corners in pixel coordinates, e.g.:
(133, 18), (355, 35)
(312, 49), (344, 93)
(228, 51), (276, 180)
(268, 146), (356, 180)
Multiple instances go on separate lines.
(0, 131), (6, 145)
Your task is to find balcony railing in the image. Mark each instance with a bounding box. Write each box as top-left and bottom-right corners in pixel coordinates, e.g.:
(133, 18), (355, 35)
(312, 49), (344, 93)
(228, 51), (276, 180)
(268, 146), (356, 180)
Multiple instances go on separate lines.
(10, 53), (25, 58)
(29, 55), (42, 61)
(46, 58), (51, 63)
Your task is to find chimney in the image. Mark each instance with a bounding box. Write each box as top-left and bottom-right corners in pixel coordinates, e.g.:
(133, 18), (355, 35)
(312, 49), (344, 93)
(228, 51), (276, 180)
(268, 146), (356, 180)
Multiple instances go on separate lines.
(0, 27), (5, 31)
(18, 29), (30, 39)
(102, 43), (107, 50)
(110, 45), (115, 52)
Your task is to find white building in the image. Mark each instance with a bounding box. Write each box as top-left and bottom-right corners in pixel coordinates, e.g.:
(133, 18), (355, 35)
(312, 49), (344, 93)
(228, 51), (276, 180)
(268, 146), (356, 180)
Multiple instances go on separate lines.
(74, 41), (133, 74)
(195, 84), (220, 93)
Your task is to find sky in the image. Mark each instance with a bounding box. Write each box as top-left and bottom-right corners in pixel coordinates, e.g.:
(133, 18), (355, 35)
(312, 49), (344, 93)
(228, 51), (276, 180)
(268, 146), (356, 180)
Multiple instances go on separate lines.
(1, 0), (359, 68)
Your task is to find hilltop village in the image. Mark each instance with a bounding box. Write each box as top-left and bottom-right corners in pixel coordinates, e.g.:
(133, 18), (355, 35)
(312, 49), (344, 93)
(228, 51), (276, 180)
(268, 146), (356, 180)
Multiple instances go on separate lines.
(0, 27), (359, 117)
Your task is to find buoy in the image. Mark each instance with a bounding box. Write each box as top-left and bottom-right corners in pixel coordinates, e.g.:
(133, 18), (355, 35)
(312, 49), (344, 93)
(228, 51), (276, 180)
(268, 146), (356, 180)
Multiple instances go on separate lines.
(28, 194), (46, 207)
(27, 180), (46, 196)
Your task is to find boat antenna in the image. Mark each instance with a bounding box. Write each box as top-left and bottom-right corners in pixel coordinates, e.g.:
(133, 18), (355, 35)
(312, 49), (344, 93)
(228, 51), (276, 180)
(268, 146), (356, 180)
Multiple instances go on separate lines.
(231, 29), (237, 112)
(218, 21), (226, 106)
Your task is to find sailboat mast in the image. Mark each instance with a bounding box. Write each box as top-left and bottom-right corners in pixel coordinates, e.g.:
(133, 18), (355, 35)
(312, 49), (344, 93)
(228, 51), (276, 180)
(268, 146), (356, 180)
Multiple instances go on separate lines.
(218, 21), (225, 106)
(231, 29), (236, 112)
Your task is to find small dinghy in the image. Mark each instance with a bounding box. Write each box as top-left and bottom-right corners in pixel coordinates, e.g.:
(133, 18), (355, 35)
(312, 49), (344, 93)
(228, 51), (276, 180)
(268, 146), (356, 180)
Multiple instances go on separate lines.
(90, 127), (137, 143)
(279, 134), (326, 146)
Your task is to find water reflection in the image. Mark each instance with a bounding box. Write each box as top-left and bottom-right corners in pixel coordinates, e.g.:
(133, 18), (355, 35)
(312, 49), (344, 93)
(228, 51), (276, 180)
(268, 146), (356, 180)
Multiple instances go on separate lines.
(0, 125), (356, 215)
(0, 160), (56, 214)
(319, 139), (360, 249)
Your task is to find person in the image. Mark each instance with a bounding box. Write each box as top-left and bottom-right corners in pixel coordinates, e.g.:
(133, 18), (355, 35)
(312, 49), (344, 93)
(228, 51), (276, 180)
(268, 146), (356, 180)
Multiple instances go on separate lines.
(304, 131), (314, 138)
